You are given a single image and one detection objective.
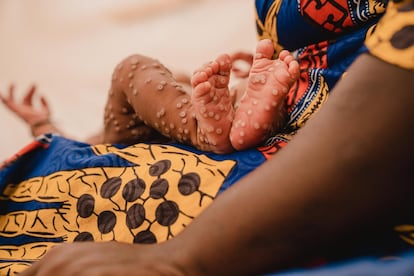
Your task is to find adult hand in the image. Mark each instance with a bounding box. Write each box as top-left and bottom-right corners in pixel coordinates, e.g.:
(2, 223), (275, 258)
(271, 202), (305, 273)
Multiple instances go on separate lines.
(19, 241), (184, 276)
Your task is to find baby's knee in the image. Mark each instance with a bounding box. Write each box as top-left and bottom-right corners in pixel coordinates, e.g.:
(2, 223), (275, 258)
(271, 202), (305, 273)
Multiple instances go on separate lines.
(113, 54), (151, 73)
(111, 54), (171, 83)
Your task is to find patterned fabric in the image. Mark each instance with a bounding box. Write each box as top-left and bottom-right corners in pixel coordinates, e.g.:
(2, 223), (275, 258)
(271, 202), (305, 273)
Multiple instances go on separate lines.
(0, 134), (265, 274)
(255, 0), (385, 150)
(0, 0), (413, 275)
(365, 0), (414, 69)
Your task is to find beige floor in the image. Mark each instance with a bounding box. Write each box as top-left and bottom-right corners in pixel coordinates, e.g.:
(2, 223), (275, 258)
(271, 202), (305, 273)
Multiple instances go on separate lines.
(0, 0), (257, 161)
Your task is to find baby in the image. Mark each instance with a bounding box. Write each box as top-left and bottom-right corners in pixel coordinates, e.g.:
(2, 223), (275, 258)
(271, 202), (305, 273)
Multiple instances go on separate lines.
(1, 39), (299, 154)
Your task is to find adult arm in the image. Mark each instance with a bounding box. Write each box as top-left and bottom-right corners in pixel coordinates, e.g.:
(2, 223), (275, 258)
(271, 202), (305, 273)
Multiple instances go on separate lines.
(169, 53), (414, 275)
(20, 53), (414, 275)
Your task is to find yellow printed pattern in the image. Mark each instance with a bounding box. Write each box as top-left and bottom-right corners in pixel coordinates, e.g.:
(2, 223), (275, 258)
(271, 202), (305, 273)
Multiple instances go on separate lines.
(255, 0), (284, 57)
(365, 0), (414, 70)
(0, 143), (236, 275)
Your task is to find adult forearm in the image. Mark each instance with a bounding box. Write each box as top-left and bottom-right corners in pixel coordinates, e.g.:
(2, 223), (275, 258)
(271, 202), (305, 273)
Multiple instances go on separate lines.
(165, 54), (414, 275)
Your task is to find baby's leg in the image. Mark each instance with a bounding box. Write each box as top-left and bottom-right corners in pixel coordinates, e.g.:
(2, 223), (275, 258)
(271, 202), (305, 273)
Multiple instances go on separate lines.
(104, 54), (199, 146)
(230, 39), (299, 150)
(191, 54), (235, 154)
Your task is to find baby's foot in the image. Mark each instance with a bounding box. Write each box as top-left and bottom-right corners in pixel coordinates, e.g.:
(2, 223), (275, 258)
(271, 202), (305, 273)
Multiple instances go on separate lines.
(191, 54), (234, 153)
(230, 39), (299, 150)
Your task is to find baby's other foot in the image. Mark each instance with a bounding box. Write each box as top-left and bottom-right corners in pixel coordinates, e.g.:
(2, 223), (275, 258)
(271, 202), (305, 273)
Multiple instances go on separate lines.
(230, 39), (299, 150)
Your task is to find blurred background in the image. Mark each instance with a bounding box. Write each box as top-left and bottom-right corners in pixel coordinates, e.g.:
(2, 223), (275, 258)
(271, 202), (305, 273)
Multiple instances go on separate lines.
(0, 0), (257, 161)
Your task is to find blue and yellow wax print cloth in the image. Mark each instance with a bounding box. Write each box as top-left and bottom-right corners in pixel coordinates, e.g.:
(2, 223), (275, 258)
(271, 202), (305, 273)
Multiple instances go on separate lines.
(0, 135), (266, 274)
(0, 0), (413, 274)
